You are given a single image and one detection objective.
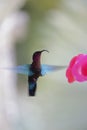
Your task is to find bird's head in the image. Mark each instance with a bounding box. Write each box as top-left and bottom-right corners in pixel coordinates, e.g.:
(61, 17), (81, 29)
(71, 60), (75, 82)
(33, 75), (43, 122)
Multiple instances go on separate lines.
(32, 50), (49, 62)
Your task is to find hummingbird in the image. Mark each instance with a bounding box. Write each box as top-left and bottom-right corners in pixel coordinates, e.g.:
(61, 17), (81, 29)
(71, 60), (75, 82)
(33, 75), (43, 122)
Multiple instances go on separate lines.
(3, 50), (66, 96)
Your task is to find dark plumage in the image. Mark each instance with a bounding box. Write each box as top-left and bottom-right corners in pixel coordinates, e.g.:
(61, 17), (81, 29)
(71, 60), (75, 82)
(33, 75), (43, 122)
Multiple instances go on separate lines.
(28, 50), (48, 96)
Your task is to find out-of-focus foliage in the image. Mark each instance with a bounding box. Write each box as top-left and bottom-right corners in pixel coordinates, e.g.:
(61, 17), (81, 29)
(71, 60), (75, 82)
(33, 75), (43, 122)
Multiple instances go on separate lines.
(23, 0), (61, 15)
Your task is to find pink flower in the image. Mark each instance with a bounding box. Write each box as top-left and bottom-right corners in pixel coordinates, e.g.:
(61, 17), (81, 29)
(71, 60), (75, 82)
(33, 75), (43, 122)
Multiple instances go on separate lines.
(66, 54), (87, 83)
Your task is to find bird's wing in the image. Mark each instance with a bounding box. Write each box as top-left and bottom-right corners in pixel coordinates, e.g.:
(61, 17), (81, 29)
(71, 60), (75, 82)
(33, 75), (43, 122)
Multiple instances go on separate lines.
(41, 64), (67, 75)
(0, 64), (33, 76)
(28, 75), (37, 96)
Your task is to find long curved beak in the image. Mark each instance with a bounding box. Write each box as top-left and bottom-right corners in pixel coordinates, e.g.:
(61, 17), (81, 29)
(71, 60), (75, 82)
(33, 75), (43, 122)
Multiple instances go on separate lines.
(41, 50), (49, 53)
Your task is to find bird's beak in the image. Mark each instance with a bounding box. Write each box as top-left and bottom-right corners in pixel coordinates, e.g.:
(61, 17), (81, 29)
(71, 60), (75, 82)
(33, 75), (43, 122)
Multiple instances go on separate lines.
(41, 50), (49, 53)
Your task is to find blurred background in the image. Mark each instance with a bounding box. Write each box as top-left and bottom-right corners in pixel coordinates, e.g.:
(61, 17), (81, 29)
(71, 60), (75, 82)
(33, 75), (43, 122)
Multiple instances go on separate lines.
(0, 0), (87, 130)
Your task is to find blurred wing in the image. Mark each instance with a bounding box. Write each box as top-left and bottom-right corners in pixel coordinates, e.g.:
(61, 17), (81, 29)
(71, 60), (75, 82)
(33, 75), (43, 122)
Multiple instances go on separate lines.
(1, 64), (33, 76)
(41, 64), (67, 75)
(28, 76), (37, 96)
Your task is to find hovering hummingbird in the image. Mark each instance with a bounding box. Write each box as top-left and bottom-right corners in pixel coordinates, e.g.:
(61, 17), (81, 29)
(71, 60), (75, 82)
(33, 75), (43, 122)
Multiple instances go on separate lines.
(3, 50), (66, 96)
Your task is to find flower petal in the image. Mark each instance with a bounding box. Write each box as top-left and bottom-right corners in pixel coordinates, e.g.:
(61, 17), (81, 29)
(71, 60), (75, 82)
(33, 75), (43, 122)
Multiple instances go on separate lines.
(72, 55), (87, 82)
(66, 68), (75, 83)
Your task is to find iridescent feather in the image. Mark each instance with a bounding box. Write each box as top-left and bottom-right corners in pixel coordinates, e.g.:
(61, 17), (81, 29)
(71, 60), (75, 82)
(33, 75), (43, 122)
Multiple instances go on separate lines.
(1, 64), (66, 75)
